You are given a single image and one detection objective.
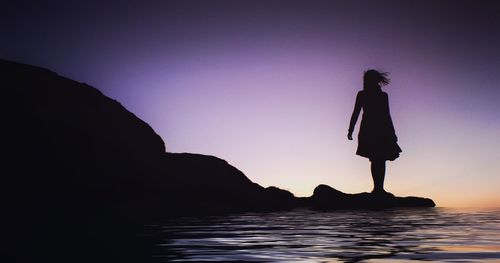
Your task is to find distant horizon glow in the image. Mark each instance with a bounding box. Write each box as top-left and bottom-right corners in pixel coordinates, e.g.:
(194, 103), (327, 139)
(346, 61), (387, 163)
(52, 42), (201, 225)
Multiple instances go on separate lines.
(1, 0), (499, 207)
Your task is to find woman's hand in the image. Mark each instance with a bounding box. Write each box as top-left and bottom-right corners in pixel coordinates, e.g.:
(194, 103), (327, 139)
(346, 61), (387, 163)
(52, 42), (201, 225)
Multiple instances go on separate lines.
(347, 131), (353, 140)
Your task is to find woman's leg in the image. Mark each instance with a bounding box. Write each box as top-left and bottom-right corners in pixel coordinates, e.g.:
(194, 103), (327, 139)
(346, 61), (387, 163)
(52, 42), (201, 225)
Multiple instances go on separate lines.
(370, 159), (386, 193)
(370, 160), (378, 192)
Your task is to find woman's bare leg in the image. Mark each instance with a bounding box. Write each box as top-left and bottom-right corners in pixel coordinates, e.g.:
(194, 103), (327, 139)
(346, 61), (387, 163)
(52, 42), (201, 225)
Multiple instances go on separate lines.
(370, 159), (386, 193)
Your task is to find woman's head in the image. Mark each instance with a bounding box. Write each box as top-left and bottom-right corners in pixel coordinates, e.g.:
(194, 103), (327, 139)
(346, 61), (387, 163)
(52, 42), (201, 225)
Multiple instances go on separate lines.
(363, 69), (390, 90)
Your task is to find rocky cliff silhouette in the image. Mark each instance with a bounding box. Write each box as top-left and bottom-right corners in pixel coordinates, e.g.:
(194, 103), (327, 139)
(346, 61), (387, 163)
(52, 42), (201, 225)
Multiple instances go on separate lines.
(0, 59), (434, 262)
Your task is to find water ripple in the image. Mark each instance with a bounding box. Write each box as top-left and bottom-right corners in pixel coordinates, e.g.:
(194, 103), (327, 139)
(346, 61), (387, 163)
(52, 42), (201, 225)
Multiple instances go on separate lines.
(150, 208), (500, 262)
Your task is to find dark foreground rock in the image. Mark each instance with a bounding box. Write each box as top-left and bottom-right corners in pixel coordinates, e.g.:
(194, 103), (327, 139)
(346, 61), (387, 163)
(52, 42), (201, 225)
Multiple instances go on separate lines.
(308, 184), (435, 209)
(0, 59), (434, 262)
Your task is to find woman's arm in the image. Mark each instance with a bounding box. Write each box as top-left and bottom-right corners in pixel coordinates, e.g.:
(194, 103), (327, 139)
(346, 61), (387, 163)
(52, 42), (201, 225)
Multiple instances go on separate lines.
(348, 92), (362, 140)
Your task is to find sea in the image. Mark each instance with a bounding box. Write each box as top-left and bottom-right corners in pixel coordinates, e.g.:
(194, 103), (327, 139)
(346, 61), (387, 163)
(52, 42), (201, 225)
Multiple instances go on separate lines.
(149, 207), (500, 262)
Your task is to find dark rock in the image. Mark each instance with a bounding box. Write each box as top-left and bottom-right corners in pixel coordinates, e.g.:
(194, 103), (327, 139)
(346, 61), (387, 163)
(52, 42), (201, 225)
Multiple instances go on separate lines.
(1, 59), (167, 262)
(0, 59), (299, 261)
(157, 154), (299, 213)
(312, 184), (347, 201)
(158, 152), (268, 214)
(266, 186), (295, 200)
(264, 186), (297, 209)
(308, 184), (436, 209)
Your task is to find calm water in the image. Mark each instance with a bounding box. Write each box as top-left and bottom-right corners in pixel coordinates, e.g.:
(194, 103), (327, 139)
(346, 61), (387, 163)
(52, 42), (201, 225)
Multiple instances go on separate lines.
(150, 208), (500, 262)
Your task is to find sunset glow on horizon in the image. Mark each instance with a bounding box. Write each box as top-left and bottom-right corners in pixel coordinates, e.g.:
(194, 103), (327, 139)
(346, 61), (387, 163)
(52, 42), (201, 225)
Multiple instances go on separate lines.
(2, 0), (499, 207)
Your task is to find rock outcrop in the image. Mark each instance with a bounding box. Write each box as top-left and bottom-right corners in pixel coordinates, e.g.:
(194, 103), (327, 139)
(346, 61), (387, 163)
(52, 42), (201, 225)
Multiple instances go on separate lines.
(1, 59), (169, 262)
(309, 184), (435, 209)
(0, 59), (434, 262)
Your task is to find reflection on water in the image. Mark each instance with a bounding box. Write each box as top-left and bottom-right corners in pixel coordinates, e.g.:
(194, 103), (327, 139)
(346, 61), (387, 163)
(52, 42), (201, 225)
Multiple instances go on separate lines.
(150, 208), (500, 262)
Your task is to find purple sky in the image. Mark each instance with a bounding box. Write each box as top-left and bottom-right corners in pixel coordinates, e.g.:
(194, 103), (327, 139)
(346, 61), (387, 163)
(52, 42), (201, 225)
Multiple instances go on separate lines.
(2, 0), (500, 207)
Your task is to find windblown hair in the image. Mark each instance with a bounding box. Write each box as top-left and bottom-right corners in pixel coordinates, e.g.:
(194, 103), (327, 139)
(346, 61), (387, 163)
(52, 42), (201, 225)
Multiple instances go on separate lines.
(363, 69), (390, 90)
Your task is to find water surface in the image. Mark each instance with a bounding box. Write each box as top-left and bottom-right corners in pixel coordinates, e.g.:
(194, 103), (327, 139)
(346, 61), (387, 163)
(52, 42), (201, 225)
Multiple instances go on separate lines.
(151, 208), (500, 262)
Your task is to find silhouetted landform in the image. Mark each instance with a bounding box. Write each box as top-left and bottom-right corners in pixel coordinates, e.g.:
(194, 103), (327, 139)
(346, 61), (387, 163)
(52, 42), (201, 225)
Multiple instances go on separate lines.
(309, 184), (435, 209)
(0, 59), (434, 262)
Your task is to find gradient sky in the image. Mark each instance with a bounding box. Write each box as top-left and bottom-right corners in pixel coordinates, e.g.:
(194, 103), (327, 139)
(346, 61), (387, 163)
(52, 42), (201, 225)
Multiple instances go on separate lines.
(2, 0), (499, 207)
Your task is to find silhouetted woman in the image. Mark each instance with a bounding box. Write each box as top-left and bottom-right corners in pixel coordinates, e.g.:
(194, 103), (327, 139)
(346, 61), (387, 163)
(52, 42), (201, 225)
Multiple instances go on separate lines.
(348, 70), (401, 194)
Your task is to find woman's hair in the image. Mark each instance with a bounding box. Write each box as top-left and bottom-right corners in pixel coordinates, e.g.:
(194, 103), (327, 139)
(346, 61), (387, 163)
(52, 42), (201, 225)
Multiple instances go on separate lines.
(363, 69), (390, 90)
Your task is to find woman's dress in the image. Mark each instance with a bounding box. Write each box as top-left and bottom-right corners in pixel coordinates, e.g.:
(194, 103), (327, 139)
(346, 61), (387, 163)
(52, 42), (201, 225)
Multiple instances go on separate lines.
(349, 90), (402, 161)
